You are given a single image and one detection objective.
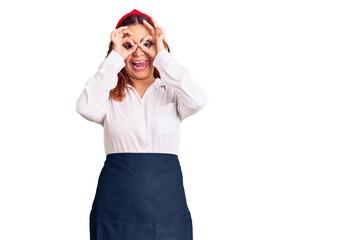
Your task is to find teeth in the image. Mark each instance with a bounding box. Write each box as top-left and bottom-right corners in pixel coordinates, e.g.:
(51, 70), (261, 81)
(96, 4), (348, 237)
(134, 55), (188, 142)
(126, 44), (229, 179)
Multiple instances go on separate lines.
(133, 60), (146, 63)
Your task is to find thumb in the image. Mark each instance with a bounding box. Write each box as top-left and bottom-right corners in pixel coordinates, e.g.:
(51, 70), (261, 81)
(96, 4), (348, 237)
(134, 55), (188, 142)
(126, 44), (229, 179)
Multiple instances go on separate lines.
(137, 43), (149, 55)
(128, 44), (139, 55)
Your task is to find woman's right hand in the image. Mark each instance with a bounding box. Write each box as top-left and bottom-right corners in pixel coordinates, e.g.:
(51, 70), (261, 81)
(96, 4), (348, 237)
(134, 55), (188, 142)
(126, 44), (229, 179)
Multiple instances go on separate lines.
(110, 26), (138, 59)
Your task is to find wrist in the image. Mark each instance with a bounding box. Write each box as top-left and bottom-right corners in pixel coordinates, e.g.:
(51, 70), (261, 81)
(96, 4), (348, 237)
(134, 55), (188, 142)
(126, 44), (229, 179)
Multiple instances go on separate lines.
(113, 48), (126, 59)
(156, 46), (165, 55)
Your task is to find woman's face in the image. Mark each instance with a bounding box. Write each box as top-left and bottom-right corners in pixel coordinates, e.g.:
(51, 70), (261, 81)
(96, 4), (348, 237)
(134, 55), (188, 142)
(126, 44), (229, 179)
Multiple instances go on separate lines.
(123, 23), (154, 81)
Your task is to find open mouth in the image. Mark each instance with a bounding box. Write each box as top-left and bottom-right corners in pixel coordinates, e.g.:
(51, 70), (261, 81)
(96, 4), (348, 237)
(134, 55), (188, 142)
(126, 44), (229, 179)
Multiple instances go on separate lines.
(131, 60), (149, 71)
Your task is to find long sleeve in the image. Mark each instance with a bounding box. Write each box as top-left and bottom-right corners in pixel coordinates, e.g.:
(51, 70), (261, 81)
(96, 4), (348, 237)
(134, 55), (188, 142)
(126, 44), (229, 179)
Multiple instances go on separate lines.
(153, 49), (209, 121)
(75, 50), (125, 125)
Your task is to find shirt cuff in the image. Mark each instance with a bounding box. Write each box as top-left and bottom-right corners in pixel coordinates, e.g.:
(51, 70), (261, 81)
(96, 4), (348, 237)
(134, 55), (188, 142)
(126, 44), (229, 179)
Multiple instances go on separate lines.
(100, 49), (126, 73)
(153, 49), (171, 70)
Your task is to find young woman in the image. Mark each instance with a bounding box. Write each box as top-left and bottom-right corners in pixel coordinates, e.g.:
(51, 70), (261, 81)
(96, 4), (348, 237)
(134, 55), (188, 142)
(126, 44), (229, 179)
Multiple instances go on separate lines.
(75, 9), (208, 240)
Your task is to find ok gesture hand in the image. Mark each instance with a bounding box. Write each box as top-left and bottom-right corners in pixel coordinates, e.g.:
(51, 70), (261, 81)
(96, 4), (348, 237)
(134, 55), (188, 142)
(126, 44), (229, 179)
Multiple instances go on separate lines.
(110, 26), (139, 59)
(137, 18), (166, 61)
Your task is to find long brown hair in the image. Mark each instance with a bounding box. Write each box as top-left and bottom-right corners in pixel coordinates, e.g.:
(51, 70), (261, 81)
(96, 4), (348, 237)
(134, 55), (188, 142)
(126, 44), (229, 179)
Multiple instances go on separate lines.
(106, 14), (171, 102)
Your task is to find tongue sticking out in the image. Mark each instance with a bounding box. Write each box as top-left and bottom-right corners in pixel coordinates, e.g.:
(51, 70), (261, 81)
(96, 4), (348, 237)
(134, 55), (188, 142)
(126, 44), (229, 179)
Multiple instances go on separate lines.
(133, 61), (149, 67)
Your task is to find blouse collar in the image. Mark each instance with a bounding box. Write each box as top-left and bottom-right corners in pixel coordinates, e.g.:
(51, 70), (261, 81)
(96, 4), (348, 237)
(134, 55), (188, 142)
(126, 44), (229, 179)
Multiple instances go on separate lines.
(126, 78), (165, 89)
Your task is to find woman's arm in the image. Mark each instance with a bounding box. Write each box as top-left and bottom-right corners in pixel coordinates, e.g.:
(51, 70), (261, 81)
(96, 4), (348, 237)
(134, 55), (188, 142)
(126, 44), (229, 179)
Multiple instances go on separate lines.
(153, 49), (209, 121)
(75, 50), (125, 125)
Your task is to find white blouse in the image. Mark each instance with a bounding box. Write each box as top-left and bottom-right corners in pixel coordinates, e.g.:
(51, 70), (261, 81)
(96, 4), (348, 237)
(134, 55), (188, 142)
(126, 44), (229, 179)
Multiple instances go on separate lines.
(75, 48), (208, 156)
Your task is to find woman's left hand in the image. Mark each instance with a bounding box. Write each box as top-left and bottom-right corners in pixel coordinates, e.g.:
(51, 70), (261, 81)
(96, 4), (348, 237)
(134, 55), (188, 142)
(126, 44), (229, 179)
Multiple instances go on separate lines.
(138, 18), (166, 61)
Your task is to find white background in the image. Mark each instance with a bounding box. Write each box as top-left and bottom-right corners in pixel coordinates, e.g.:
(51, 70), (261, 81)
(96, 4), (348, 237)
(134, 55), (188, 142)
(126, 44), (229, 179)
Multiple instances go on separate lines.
(0, 0), (358, 239)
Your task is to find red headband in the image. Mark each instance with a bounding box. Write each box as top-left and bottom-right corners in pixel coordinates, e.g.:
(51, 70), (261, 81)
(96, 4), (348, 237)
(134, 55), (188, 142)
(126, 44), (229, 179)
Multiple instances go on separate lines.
(115, 9), (152, 29)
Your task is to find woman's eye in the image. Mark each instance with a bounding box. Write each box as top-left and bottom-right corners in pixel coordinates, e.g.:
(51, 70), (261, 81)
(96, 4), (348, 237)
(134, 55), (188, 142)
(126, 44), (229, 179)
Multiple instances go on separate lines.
(144, 42), (152, 47)
(123, 43), (132, 49)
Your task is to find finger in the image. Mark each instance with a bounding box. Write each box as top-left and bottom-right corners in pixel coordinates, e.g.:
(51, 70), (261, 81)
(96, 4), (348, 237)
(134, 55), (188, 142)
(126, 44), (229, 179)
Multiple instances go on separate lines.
(156, 27), (162, 36)
(119, 30), (134, 39)
(137, 42), (150, 54)
(112, 26), (128, 35)
(115, 26), (128, 31)
(151, 18), (159, 28)
(128, 44), (139, 54)
(140, 35), (154, 44)
(121, 30), (134, 35)
(142, 19), (155, 35)
(111, 27), (131, 40)
(151, 18), (163, 36)
(117, 30), (134, 40)
(114, 26), (130, 34)
(158, 26), (165, 37)
(122, 37), (135, 46)
(148, 18), (160, 36)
